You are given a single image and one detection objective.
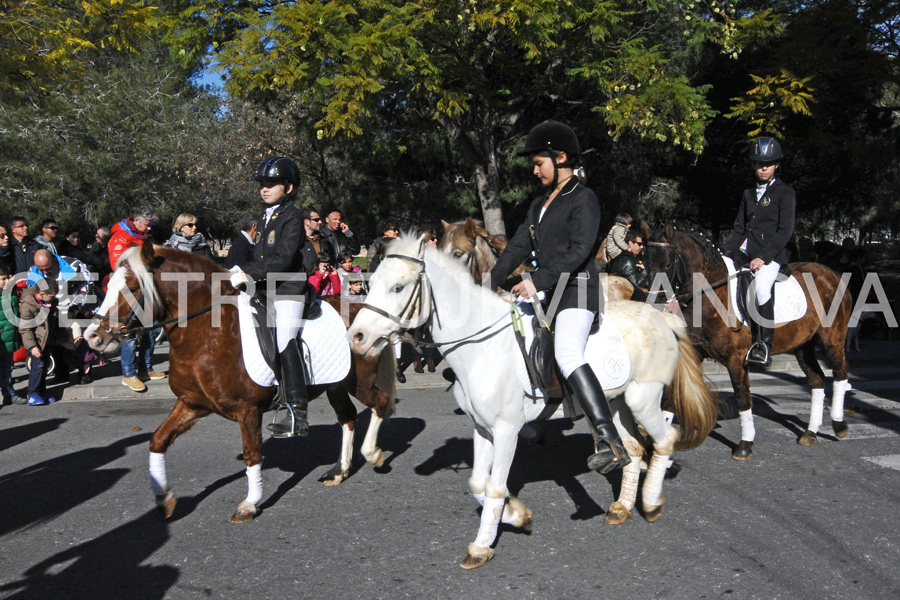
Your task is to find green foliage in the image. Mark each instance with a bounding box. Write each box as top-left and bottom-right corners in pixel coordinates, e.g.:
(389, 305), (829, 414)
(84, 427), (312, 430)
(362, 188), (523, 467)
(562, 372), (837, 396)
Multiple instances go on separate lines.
(0, 0), (158, 102)
(726, 70), (815, 139)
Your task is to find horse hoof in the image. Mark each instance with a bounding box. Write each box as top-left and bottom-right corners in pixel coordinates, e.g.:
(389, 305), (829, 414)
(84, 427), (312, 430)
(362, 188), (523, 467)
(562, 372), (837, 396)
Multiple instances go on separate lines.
(643, 497), (666, 523)
(321, 463), (350, 486)
(505, 496), (533, 532)
(732, 441), (753, 461)
(832, 420), (849, 438)
(366, 448), (385, 467)
(229, 501), (257, 523)
(460, 543), (493, 569)
(155, 490), (176, 519)
(798, 430), (817, 446)
(604, 501), (633, 525)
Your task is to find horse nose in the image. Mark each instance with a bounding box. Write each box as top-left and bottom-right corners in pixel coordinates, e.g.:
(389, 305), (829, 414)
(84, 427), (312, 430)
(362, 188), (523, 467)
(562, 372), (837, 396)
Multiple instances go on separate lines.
(351, 330), (365, 345)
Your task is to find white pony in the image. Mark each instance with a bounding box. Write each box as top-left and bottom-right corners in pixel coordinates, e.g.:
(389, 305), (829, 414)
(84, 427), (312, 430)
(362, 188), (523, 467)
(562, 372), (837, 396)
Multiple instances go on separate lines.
(348, 234), (720, 569)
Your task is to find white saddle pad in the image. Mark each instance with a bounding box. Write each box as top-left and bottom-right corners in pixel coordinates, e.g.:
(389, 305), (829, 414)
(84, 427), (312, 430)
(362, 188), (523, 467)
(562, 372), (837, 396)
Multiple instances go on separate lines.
(236, 294), (351, 388)
(516, 312), (630, 398)
(722, 256), (807, 326)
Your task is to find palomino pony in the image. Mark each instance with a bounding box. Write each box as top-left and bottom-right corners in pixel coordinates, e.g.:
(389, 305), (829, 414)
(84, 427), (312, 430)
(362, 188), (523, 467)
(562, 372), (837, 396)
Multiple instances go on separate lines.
(348, 234), (719, 568)
(84, 243), (395, 523)
(642, 225), (852, 458)
(439, 216), (636, 300)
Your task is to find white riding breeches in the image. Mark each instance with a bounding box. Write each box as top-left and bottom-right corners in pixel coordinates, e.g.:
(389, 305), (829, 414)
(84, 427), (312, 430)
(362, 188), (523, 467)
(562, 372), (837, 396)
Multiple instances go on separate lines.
(554, 308), (594, 379)
(273, 299), (305, 352)
(751, 261), (781, 304)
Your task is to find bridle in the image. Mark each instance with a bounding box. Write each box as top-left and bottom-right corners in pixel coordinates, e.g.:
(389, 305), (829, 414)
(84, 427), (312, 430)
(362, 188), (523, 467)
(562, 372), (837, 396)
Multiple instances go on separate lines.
(646, 238), (739, 303)
(94, 269), (240, 342)
(360, 250), (513, 356)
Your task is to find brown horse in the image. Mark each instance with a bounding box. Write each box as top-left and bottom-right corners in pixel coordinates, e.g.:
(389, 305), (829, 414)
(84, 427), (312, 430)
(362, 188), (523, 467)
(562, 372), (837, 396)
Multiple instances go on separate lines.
(84, 242), (395, 523)
(439, 217), (636, 300)
(642, 224), (852, 459)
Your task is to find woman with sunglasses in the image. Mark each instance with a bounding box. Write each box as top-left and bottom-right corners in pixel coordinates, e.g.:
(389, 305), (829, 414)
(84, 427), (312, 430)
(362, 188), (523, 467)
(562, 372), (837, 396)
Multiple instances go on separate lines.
(488, 120), (630, 475)
(163, 213), (214, 259)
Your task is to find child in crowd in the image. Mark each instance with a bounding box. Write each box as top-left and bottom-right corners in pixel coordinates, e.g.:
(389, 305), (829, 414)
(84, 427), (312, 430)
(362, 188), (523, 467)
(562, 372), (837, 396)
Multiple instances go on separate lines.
(343, 272), (367, 302)
(0, 264), (27, 405)
(336, 251), (361, 290)
(308, 251), (342, 296)
(604, 212), (632, 266)
(18, 277), (60, 405)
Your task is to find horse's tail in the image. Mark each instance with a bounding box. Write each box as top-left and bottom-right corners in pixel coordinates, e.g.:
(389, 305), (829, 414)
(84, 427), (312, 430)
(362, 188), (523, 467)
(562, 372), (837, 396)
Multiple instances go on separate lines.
(664, 322), (722, 451)
(374, 345), (397, 418)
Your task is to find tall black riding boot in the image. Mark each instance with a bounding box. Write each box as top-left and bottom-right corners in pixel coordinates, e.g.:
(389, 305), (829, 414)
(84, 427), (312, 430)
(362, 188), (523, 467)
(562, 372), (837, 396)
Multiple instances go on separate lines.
(567, 365), (630, 474)
(267, 339), (310, 437)
(746, 298), (774, 367)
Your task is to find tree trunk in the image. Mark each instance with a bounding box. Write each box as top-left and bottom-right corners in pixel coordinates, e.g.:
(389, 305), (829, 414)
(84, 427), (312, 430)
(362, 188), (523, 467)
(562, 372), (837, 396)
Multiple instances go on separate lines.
(439, 115), (507, 236)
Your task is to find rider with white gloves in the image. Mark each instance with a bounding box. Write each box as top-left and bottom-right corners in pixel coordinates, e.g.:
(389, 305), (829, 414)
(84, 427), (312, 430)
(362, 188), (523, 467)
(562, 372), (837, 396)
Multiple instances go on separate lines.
(489, 120), (630, 475)
(231, 156), (313, 437)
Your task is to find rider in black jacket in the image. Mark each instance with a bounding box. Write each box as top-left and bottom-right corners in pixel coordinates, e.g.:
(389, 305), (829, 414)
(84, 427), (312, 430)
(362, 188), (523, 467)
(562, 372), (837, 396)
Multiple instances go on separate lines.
(231, 156), (312, 437)
(489, 120), (629, 475)
(723, 137), (796, 366)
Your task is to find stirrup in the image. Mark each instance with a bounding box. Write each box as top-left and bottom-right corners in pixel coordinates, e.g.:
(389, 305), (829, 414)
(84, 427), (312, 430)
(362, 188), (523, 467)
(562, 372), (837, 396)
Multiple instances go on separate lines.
(267, 402), (309, 438)
(587, 438), (631, 475)
(745, 341), (771, 366)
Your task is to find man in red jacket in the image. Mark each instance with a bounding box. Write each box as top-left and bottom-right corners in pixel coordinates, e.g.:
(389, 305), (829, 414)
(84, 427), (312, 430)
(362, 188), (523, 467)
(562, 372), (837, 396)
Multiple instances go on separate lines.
(108, 206), (166, 392)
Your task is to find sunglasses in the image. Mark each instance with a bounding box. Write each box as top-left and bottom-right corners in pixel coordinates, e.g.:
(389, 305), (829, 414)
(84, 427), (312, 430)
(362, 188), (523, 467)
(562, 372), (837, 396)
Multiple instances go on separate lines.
(184, 223), (197, 228)
(430, 236), (437, 241)
(0, 233), (7, 239)
(309, 217), (322, 222)
(46, 225), (59, 230)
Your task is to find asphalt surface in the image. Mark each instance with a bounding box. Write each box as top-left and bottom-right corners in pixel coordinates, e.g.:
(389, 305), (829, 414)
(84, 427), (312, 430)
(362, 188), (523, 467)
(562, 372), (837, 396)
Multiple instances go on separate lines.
(1, 338), (899, 599)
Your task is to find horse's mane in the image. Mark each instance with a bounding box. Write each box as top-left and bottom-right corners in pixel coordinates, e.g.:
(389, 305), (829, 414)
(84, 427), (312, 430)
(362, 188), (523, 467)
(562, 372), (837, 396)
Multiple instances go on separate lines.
(118, 246), (161, 309)
(672, 227), (725, 266)
(119, 245), (226, 310)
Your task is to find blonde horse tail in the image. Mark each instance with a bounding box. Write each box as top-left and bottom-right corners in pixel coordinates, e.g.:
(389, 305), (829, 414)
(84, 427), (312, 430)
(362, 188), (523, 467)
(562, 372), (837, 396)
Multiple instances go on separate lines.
(374, 346), (397, 418)
(665, 325), (722, 450)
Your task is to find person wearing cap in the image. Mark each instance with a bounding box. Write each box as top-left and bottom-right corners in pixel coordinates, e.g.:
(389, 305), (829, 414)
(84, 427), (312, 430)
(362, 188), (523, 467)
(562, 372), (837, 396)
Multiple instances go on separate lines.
(230, 156), (312, 438)
(488, 120), (629, 475)
(723, 137), (796, 367)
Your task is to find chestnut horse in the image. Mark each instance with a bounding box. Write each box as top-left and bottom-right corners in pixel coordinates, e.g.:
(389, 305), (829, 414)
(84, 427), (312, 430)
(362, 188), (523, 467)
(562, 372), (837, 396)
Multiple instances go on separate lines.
(642, 225), (852, 459)
(84, 243), (395, 523)
(439, 217), (636, 300)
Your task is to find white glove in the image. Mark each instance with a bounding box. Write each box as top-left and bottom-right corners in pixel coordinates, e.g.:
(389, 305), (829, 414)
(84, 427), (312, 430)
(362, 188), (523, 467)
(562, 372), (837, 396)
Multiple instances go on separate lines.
(229, 266), (250, 289)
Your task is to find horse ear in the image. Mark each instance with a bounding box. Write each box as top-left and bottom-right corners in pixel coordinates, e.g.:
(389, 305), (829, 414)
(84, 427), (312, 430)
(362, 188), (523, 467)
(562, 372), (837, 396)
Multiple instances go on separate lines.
(441, 219), (451, 232)
(665, 223), (675, 242)
(640, 221), (651, 240)
(463, 217), (478, 240)
(140, 241), (156, 265)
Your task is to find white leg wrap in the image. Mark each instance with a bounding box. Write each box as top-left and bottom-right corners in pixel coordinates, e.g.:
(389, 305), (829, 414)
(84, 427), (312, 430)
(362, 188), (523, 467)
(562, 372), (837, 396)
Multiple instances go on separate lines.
(245, 464), (263, 506)
(473, 492), (486, 507)
(149, 452), (168, 497)
(662, 410), (675, 425)
(642, 453), (668, 508)
(739, 408), (755, 442)
(831, 380), (849, 421)
(473, 495), (505, 548)
(808, 389), (825, 433)
(618, 458), (642, 511)
(340, 423), (354, 474)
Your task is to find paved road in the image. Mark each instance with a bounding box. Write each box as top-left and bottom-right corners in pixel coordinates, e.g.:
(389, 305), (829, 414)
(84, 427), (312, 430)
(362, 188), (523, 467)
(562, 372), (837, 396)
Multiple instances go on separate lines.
(1, 340), (898, 599)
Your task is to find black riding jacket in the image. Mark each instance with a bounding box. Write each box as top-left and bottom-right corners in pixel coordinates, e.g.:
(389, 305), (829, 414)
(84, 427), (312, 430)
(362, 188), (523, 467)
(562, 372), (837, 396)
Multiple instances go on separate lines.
(244, 201), (310, 298)
(723, 178), (796, 265)
(490, 179), (603, 313)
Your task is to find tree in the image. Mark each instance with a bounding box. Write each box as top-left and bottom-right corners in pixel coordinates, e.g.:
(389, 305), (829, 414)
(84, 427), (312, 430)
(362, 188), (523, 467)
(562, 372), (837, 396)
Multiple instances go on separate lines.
(169, 0), (750, 235)
(0, 0), (158, 102)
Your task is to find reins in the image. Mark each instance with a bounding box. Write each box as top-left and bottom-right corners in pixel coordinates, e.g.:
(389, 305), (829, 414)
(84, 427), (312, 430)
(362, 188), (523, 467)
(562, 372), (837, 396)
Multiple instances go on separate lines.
(646, 240), (739, 302)
(361, 250), (514, 356)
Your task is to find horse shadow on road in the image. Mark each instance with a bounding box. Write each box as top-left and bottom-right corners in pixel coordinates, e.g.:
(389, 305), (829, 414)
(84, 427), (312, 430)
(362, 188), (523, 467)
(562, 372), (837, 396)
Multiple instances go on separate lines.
(414, 421), (622, 523)
(0, 509), (177, 600)
(0, 431), (151, 538)
(253, 411), (426, 514)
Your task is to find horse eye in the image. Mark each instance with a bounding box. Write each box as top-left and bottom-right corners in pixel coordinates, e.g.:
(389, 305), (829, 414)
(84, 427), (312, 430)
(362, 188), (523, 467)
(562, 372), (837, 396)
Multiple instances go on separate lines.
(452, 250), (464, 259)
(392, 284), (405, 293)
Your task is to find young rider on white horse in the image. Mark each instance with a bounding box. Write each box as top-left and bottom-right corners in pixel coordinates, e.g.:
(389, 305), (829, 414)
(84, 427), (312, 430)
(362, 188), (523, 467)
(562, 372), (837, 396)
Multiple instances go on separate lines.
(488, 120), (630, 475)
(723, 137), (796, 367)
(230, 156), (312, 437)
